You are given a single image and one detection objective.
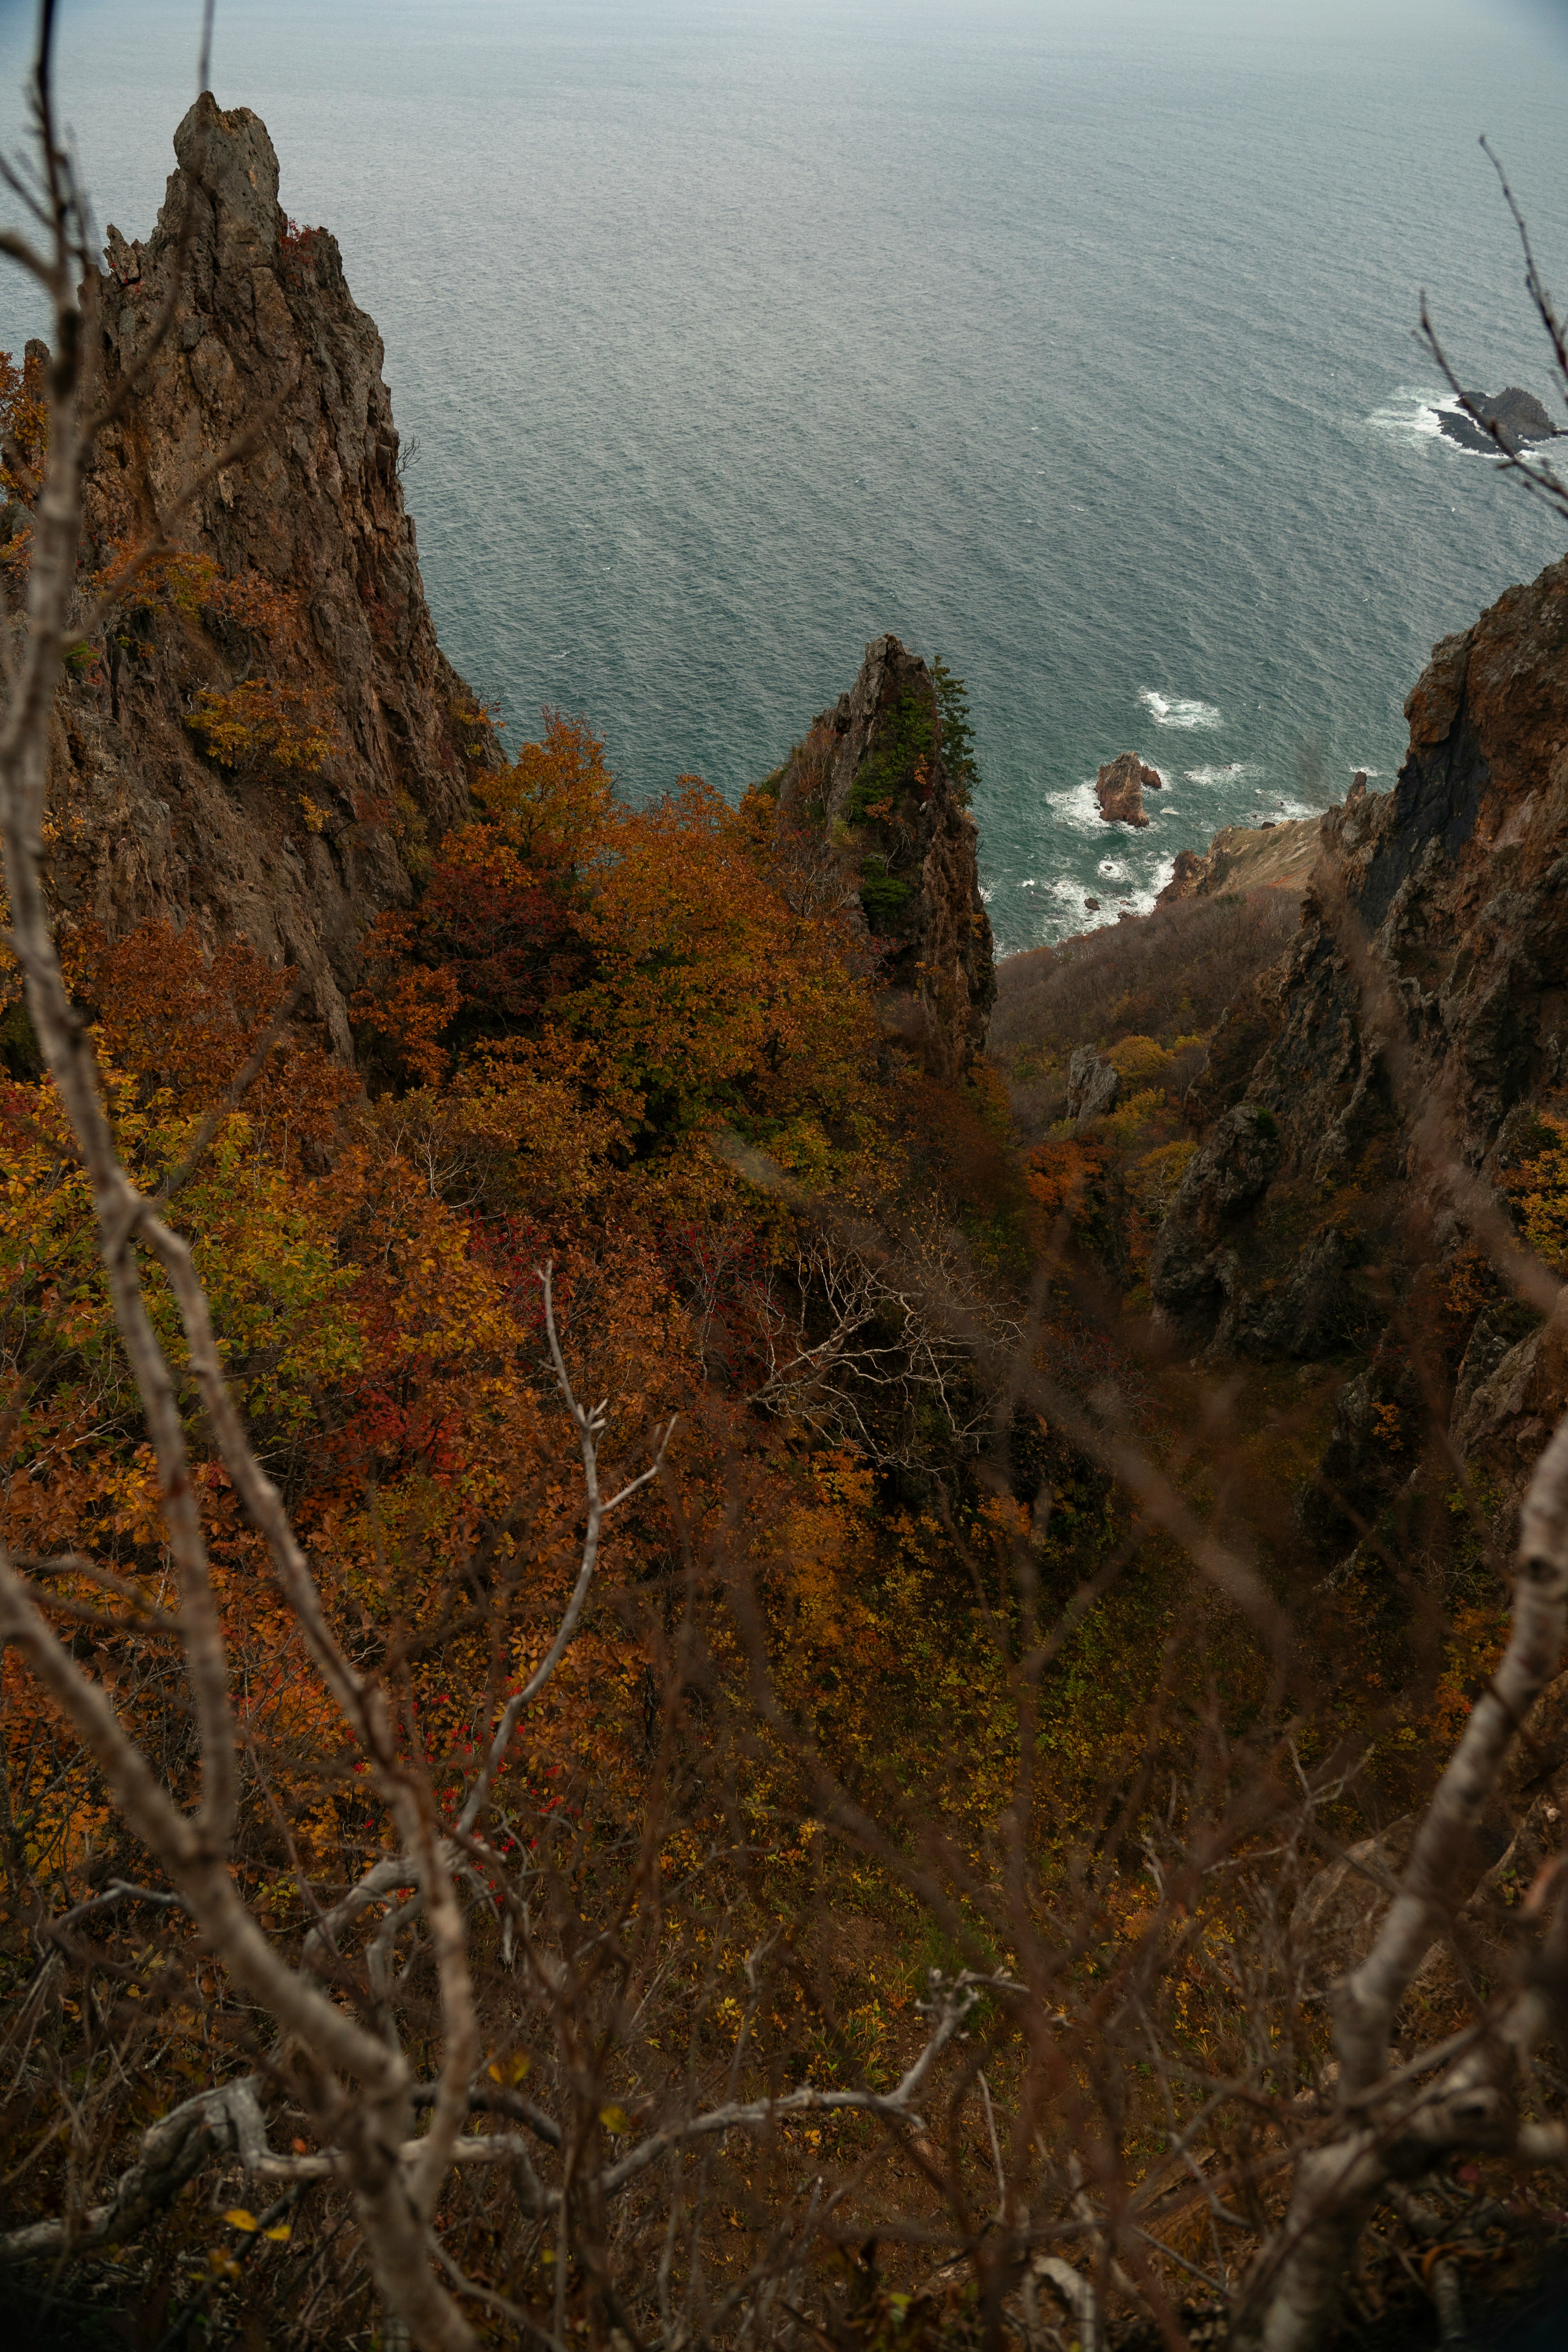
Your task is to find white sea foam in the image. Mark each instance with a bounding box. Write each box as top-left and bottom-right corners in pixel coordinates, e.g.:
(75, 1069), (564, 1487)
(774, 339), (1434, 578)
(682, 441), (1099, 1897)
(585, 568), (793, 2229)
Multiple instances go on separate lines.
(1184, 761), (1250, 786)
(1047, 779), (1109, 835)
(1365, 385), (1468, 448)
(1097, 857), (1128, 881)
(1243, 793), (1315, 826)
(1140, 689), (1220, 730)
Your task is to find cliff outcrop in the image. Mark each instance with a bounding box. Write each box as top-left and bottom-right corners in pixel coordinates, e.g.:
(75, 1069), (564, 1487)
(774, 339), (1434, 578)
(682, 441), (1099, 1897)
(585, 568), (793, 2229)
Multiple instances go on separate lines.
(1156, 809), (1325, 906)
(766, 634), (995, 1079)
(1148, 549), (1568, 1528)
(39, 94), (481, 1056)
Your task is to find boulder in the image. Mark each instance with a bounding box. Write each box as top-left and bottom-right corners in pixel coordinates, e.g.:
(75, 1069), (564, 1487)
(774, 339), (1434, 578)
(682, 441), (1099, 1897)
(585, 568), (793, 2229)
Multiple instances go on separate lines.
(1095, 751), (1162, 828)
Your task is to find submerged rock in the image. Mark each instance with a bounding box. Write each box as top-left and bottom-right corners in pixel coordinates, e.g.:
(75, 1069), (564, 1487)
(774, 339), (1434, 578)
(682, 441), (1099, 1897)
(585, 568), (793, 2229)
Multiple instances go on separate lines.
(1437, 385), (1561, 455)
(1095, 751), (1162, 828)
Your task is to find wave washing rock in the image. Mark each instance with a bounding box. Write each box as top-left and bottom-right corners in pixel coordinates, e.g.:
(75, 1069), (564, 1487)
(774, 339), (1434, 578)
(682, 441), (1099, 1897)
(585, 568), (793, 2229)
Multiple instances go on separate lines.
(1437, 385), (1562, 456)
(43, 94), (483, 1056)
(765, 633), (995, 1079)
(1147, 547), (1568, 1531)
(1095, 751), (1162, 828)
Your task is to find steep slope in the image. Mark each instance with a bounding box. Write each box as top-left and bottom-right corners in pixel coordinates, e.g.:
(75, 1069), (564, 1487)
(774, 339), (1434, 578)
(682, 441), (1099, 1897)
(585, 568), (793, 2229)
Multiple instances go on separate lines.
(1147, 550), (1568, 1531)
(1156, 808), (1325, 904)
(38, 93), (481, 1055)
(764, 633), (995, 1079)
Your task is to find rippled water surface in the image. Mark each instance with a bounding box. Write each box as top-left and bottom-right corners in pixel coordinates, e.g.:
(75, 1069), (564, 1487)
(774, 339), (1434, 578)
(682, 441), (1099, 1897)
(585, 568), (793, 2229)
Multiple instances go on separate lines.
(2, 0), (1567, 949)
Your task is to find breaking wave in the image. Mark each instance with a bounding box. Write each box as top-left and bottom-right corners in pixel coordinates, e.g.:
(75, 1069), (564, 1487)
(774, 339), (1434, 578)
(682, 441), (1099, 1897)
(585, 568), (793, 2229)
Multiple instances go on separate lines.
(1139, 690), (1221, 730)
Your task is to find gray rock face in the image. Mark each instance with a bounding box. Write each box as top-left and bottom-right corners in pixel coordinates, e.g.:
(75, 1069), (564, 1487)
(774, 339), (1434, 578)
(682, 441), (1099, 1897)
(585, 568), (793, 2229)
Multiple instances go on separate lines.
(1130, 546), (1568, 1531)
(1149, 1103), (1282, 1328)
(45, 93), (483, 1056)
(1094, 751), (1161, 828)
(1066, 1045), (1119, 1128)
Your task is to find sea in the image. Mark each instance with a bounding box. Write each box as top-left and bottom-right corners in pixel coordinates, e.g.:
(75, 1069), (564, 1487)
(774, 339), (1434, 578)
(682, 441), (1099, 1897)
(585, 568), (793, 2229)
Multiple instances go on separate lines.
(1, 0), (1567, 954)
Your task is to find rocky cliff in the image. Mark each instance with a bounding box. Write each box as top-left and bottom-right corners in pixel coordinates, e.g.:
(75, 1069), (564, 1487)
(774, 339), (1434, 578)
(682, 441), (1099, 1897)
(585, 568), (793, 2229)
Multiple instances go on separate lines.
(765, 634), (995, 1079)
(38, 94), (481, 1056)
(1149, 549), (1568, 1537)
(1156, 809), (1325, 905)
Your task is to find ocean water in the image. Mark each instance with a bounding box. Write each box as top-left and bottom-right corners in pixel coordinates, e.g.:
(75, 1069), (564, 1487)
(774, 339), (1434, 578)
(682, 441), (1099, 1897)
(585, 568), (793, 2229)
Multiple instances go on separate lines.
(1, 0), (1567, 951)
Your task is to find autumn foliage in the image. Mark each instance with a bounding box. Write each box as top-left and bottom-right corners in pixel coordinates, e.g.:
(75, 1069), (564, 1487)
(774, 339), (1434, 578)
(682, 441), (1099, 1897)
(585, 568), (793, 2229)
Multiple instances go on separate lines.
(5, 687), (1560, 2343)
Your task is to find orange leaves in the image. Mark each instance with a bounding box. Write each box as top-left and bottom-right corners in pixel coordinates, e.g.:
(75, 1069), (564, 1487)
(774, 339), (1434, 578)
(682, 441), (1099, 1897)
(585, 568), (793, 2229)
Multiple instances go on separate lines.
(94, 536), (298, 642)
(473, 708), (617, 870)
(354, 713), (888, 1226)
(353, 914), (460, 1089)
(559, 773), (880, 1167)
(77, 920), (356, 1148)
(0, 341), (47, 505)
(1023, 1137), (1105, 1216)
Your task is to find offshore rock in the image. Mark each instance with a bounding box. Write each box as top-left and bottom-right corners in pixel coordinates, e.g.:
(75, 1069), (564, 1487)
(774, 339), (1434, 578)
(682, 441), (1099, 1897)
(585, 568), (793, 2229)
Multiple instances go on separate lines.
(1095, 751), (1162, 828)
(768, 633), (995, 1080)
(45, 94), (481, 1055)
(1437, 385), (1561, 456)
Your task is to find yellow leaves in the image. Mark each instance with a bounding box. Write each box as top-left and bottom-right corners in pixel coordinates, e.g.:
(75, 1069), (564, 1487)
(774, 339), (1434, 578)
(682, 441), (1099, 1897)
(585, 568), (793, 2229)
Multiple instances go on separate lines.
(487, 2051), (531, 2085)
(474, 708), (617, 866)
(187, 679), (334, 775)
(1105, 1033), (1173, 1087)
(1125, 1138), (1199, 1218)
(598, 2104), (631, 2134)
(220, 2205), (289, 2242)
(1506, 1112), (1568, 1272)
